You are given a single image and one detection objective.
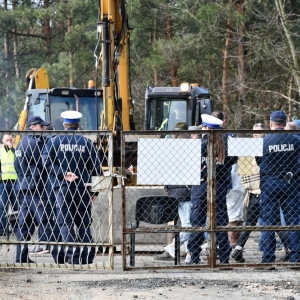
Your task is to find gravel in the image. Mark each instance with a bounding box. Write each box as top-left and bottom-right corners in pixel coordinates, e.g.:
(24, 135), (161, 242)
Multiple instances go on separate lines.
(1, 267), (300, 300)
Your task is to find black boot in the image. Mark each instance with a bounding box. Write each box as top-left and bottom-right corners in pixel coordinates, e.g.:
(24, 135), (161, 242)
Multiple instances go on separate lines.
(231, 248), (245, 263)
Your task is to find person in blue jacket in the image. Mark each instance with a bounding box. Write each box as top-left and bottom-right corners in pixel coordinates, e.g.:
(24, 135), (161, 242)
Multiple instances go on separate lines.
(187, 114), (237, 264)
(257, 110), (300, 263)
(14, 116), (55, 263)
(42, 110), (102, 265)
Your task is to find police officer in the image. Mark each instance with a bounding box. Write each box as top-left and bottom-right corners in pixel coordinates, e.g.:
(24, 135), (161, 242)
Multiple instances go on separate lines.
(257, 110), (300, 263)
(43, 110), (102, 265)
(188, 114), (237, 264)
(15, 116), (55, 263)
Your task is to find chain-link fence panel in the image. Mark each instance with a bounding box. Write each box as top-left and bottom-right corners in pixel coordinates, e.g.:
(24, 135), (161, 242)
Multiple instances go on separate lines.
(122, 130), (300, 270)
(0, 130), (113, 270)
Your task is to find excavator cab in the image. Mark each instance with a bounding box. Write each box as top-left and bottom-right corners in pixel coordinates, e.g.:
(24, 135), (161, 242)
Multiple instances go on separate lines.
(147, 99), (188, 131)
(25, 88), (103, 130)
(144, 83), (213, 130)
(15, 68), (103, 133)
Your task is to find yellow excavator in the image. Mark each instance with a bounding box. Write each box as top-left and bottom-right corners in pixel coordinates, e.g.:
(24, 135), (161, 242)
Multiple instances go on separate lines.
(14, 68), (50, 146)
(96, 0), (213, 133)
(15, 1), (213, 163)
(13, 67), (104, 159)
(15, 68), (49, 132)
(96, 0), (134, 132)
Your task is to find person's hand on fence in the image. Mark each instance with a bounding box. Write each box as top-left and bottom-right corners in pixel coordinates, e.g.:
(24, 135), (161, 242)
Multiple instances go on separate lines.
(65, 172), (78, 182)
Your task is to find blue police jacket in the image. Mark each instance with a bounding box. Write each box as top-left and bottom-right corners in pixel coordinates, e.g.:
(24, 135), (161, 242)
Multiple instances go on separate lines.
(14, 134), (48, 191)
(257, 130), (300, 180)
(42, 129), (102, 189)
(200, 134), (237, 184)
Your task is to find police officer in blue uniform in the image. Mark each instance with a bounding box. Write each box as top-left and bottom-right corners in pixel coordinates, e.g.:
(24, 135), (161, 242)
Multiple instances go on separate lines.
(43, 111), (102, 264)
(15, 116), (55, 263)
(257, 110), (300, 263)
(188, 114), (237, 264)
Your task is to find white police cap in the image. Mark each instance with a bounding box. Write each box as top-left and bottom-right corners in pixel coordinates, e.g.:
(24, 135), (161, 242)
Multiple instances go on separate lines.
(201, 114), (223, 129)
(61, 110), (82, 123)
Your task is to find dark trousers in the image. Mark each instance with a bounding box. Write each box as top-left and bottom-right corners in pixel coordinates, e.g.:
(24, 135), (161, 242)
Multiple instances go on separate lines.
(0, 182), (18, 234)
(237, 195), (260, 248)
(39, 182), (60, 244)
(188, 182), (231, 263)
(56, 185), (95, 264)
(260, 179), (300, 263)
(16, 190), (55, 263)
(237, 194), (290, 255)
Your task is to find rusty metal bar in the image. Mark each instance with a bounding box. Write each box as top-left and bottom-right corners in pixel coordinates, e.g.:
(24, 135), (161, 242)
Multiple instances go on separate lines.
(207, 131), (217, 268)
(121, 130), (300, 271)
(121, 131), (127, 271)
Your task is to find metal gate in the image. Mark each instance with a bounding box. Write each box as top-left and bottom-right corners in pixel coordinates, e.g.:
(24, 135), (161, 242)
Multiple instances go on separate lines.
(0, 130), (113, 269)
(122, 130), (300, 270)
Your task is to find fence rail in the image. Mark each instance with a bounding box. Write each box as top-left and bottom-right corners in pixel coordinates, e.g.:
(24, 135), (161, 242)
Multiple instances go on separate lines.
(0, 130), (113, 269)
(122, 130), (300, 270)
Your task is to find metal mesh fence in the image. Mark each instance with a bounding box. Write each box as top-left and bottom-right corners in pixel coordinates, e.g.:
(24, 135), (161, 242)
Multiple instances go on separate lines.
(0, 130), (113, 269)
(122, 130), (300, 270)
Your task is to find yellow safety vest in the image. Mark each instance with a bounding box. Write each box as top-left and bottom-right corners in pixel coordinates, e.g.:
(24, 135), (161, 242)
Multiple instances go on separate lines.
(0, 147), (17, 180)
(158, 118), (168, 131)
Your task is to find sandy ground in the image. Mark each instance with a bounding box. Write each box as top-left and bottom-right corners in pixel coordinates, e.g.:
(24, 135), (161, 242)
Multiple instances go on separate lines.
(0, 260), (300, 300)
(1, 224), (299, 299)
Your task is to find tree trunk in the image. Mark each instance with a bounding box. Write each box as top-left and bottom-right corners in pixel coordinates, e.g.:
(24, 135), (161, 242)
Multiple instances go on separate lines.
(288, 75), (294, 121)
(4, 0), (10, 97)
(11, 0), (20, 79)
(165, 11), (178, 87)
(67, 16), (74, 87)
(275, 0), (300, 95)
(236, 0), (246, 128)
(222, 1), (232, 117)
(43, 0), (52, 62)
(236, 1), (246, 106)
(153, 18), (158, 86)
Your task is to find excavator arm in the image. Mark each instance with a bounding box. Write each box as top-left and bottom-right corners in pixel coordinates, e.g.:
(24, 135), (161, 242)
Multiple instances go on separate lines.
(98, 0), (133, 131)
(14, 68), (50, 147)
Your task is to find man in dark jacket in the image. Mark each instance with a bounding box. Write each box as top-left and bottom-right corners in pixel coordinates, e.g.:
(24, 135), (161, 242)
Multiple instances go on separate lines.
(15, 116), (55, 263)
(257, 111), (300, 263)
(43, 110), (102, 264)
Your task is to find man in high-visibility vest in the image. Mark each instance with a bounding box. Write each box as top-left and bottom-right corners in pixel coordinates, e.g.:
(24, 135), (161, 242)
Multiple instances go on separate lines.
(0, 135), (18, 236)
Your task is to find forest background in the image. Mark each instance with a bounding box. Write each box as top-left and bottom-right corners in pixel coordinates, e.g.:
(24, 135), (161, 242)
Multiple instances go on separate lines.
(0, 0), (300, 130)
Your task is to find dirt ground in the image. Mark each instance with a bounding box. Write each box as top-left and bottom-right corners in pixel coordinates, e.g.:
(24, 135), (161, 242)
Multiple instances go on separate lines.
(1, 263), (299, 300)
(1, 231), (299, 300)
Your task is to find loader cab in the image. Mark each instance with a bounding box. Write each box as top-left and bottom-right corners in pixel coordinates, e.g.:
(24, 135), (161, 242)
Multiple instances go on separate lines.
(26, 88), (103, 130)
(147, 99), (188, 131)
(144, 83), (213, 130)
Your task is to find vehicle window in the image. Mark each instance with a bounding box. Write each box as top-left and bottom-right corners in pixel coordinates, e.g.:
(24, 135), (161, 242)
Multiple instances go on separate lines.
(149, 99), (187, 130)
(28, 95), (47, 121)
(50, 96), (103, 130)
